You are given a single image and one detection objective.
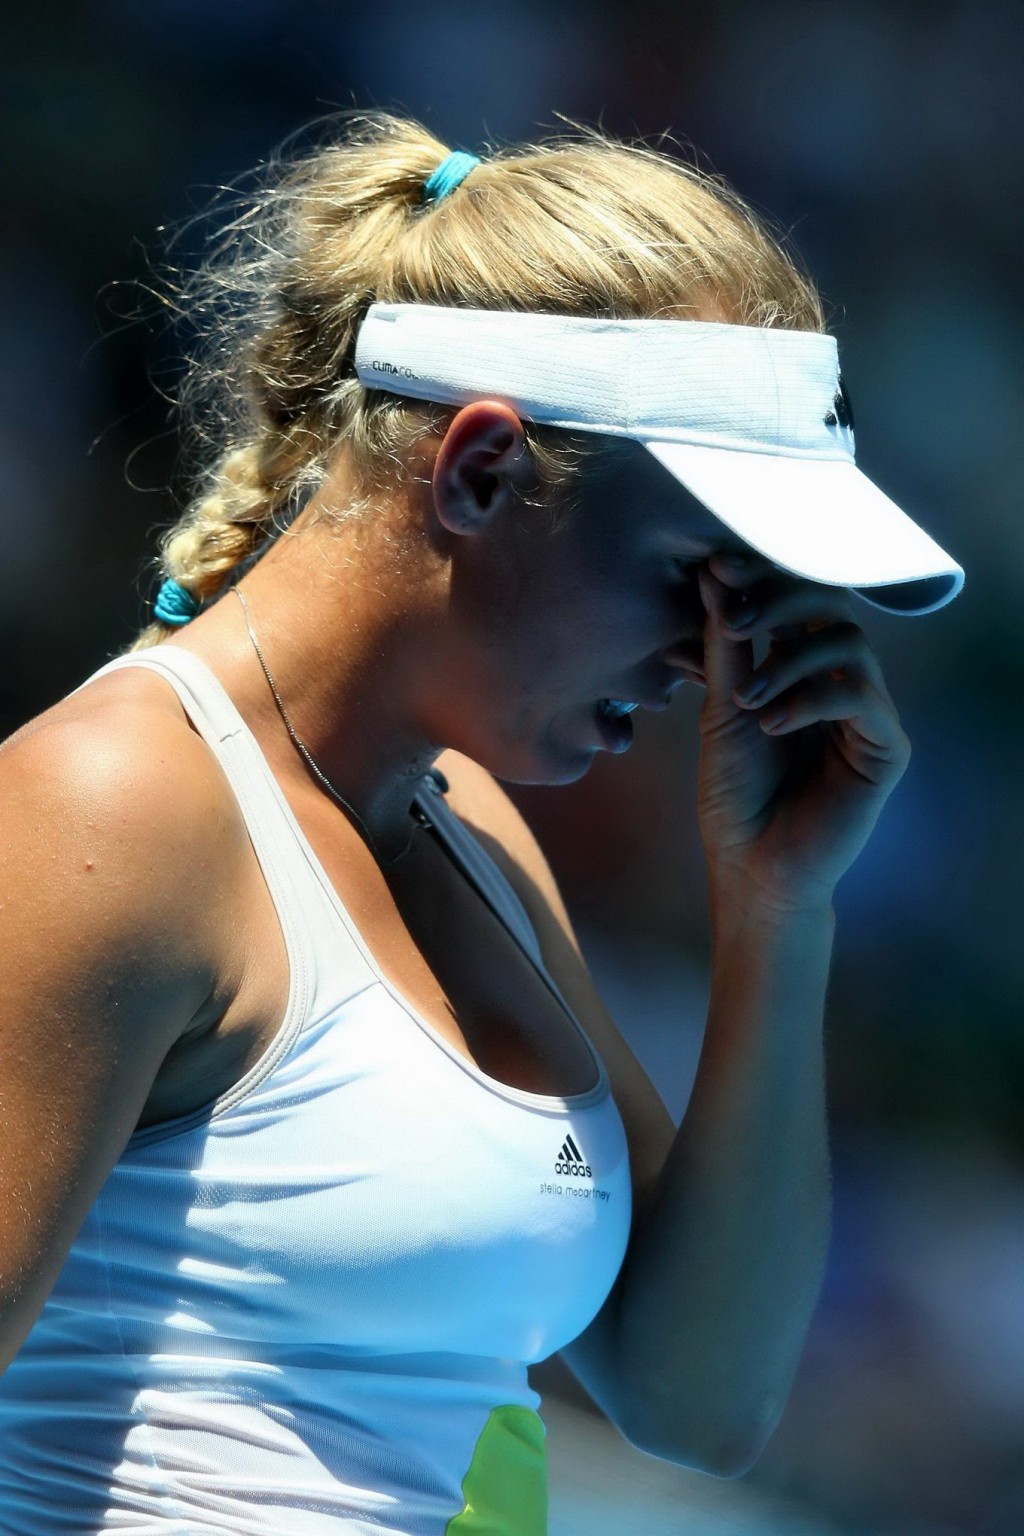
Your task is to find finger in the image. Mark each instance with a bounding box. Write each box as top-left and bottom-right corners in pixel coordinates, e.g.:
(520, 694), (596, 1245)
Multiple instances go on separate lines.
(732, 622), (886, 710)
(718, 577), (858, 644)
(757, 671), (909, 759)
(698, 565), (753, 701)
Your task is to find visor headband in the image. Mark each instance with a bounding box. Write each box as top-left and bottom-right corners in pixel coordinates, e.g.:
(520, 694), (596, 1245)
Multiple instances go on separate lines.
(353, 302), (854, 460)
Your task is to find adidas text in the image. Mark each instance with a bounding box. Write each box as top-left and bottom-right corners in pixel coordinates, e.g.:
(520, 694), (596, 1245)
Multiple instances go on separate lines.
(555, 1133), (591, 1179)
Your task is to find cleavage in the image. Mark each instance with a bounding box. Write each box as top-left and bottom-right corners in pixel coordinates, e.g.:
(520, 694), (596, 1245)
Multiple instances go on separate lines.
(380, 808), (600, 1098)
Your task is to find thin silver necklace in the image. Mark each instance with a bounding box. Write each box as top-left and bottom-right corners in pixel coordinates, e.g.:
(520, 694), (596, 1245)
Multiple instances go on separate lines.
(232, 586), (425, 868)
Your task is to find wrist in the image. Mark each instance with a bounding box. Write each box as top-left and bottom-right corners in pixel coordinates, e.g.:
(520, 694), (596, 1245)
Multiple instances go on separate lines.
(708, 883), (837, 998)
(708, 869), (836, 930)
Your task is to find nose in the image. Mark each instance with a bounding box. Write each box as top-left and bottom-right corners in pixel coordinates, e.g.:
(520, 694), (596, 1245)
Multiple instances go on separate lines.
(662, 637), (706, 688)
(664, 636), (704, 667)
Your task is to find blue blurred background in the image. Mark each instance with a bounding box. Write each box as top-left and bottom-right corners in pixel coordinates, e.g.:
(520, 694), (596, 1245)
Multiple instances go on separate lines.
(4, 3), (1022, 1531)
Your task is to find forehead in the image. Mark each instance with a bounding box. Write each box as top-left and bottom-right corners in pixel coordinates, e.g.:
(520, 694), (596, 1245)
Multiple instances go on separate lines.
(581, 438), (751, 557)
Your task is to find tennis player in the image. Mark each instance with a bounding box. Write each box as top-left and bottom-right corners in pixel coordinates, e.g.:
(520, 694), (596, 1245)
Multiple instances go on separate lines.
(0, 113), (963, 1534)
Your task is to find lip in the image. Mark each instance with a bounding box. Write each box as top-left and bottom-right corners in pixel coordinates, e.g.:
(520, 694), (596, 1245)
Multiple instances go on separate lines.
(591, 699), (635, 753)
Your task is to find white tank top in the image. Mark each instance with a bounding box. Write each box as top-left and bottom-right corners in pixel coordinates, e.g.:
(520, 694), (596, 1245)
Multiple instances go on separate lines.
(0, 645), (632, 1535)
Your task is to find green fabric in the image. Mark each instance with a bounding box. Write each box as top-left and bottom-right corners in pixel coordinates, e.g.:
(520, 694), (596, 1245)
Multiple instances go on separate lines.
(446, 1404), (548, 1534)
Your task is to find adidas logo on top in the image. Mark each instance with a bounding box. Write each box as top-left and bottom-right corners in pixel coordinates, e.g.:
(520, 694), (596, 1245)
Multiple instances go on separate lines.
(554, 1133), (592, 1179)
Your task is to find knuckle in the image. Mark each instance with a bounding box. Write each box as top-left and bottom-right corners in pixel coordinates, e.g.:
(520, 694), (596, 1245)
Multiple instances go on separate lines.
(769, 592), (858, 632)
(822, 623), (870, 667)
(835, 669), (869, 697)
(809, 669), (857, 702)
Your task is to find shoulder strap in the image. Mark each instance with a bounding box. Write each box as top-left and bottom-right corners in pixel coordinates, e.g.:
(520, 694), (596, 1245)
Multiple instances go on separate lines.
(70, 644), (334, 1010)
(76, 644), (256, 750)
(74, 646), (550, 1006)
(71, 648), (329, 902)
(418, 781), (545, 969)
(420, 785), (600, 1067)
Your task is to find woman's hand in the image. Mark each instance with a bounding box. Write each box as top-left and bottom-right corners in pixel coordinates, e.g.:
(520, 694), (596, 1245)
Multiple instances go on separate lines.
(676, 551), (912, 914)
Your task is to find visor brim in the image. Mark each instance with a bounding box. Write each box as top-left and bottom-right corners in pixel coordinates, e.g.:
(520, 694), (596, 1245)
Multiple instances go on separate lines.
(646, 441), (964, 616)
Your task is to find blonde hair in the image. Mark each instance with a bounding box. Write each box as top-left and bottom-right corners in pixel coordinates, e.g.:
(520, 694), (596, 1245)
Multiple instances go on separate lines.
(129, 111), (825, 651)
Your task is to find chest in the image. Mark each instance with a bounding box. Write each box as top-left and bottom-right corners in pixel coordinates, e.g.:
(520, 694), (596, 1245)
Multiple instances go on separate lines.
(138, 787), (599, 1132)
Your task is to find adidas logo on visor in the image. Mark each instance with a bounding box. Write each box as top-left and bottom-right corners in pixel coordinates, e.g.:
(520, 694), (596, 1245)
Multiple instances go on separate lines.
(824, 375), (854, 428)
(555, 1133), (592, 1178)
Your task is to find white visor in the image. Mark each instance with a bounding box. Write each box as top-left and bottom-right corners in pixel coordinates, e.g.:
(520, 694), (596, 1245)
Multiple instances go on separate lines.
(354, 303), (964, 615)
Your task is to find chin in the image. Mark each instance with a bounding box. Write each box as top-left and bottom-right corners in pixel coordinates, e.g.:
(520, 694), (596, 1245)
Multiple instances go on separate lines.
(493, 721), (602, 788)
(439, 700), (604, 786)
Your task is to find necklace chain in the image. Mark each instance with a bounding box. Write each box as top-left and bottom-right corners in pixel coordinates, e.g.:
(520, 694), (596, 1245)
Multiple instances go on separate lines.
(232, 587), (423, 868)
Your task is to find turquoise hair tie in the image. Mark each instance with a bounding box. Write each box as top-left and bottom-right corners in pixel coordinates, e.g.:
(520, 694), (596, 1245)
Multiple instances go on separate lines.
(423, 150), (481, 205)
(153, 577), (200, 626)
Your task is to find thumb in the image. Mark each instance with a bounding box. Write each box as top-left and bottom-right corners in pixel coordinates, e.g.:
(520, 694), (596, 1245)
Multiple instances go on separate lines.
(697, 564), (754, 709)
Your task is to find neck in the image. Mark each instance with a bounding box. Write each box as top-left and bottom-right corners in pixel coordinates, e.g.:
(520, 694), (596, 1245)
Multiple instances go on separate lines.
(170, 485), (450, 860)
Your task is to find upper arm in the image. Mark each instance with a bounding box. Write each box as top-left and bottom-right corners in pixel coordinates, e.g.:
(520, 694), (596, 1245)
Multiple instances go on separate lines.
(0, 701), (233, 1374)
(435, 750), (678, 1436)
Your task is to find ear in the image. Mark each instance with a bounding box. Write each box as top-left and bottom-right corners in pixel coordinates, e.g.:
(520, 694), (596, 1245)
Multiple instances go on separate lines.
(432, 401), (529, 535)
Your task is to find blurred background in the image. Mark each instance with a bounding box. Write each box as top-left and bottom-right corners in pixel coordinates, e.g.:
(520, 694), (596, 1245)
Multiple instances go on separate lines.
(3, 2), (1022, 1531)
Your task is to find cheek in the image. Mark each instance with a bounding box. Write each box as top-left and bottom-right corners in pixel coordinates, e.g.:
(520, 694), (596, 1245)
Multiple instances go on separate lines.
(477, 551), (661, 686)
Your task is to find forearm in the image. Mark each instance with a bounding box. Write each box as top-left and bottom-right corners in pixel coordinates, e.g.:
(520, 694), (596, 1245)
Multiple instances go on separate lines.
(616, 887), (835, 1473)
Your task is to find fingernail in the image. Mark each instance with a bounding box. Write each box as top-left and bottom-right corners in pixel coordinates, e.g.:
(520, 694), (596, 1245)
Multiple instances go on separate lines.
(737, 675), (768, 704)
(720, 553), (749, 567)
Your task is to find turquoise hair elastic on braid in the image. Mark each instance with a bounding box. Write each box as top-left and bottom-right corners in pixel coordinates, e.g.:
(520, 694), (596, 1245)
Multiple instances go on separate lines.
(422, 150), (481, 205)
(153, 577), (200, 626)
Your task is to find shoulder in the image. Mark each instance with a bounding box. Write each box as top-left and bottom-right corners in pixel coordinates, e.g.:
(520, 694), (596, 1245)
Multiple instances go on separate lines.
(0, 665), (248, 999)
(3, 665), (247, 846)
(434, 748), (676, 1221)
(0, 670), (246, 1367)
